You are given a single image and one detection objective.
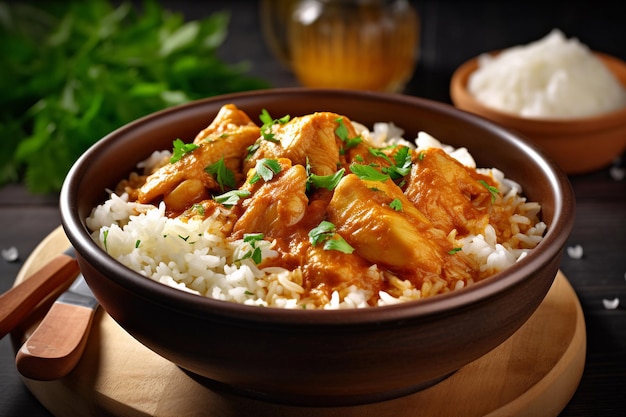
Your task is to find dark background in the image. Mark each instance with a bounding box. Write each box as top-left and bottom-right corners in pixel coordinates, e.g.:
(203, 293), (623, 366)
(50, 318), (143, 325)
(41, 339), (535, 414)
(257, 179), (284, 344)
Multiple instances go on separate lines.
(1, 1), (625, 416)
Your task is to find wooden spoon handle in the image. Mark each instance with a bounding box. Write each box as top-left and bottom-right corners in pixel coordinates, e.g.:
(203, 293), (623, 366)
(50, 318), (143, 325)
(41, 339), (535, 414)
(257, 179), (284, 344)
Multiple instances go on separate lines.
(0, 254), (79, 339)
(15, 302), (97, 381)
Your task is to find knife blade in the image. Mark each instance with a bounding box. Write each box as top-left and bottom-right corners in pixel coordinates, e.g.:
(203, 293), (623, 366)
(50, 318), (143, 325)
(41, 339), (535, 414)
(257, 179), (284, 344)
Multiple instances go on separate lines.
(15, 269), (99, 381)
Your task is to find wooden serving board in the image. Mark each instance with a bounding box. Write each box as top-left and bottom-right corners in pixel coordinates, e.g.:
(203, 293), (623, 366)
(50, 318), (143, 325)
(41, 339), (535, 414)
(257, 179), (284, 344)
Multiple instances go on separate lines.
(12, 226), (586, 417)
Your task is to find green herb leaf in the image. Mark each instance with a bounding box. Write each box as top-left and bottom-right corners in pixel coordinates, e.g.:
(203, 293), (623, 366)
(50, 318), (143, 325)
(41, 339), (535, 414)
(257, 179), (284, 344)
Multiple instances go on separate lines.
(392, 146), (412, 173)
(335, 117), (349, 141)
(389, 198), (403, 211)
(448, 247), (463, 255)
(308, 220), (355, 254)
(192, 203), (205, 216)
(259, 109), (289, 143)
(323, 237), (355, 254)
(102, 229), (109, 252)
(368, 147), (392, 164)
(373, 146), (412, 180)
(213, 189), (250, 206)
(307, 168), (345, 191)
(245, 141), (261, 160)
(237, 233), (265, 264)
(243, 233), (264, 244)
(250, 158), (281, 184)
(205, 156), (236, 191)
(170, 139), (199, 163)
(349, 164), (390, 182)
(309, 220), (336, 246)
(1, 0), (269, 193)
(479, 180), (499, 202)
(335, 117), (362, 149)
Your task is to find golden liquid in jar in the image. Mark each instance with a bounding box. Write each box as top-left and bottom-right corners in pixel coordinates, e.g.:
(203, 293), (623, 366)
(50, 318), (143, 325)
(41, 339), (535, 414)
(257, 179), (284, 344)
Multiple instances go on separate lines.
(287, 0), (419, 92)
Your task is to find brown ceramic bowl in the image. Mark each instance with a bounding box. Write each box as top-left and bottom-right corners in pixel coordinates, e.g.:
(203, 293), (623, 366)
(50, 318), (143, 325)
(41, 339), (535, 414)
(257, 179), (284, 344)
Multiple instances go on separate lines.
(60, 88), (574, 406)
(450, 52), (626, 175)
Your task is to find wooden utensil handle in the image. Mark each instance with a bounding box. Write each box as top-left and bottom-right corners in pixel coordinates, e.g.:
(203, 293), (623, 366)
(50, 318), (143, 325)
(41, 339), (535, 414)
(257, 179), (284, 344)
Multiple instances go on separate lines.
(15, 302), (96, 381)
(0, 255), (79, 339)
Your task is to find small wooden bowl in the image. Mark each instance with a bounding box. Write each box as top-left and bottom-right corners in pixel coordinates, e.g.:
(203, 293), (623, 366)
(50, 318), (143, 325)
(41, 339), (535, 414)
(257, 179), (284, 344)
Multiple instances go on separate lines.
(450, 52), (626, 175)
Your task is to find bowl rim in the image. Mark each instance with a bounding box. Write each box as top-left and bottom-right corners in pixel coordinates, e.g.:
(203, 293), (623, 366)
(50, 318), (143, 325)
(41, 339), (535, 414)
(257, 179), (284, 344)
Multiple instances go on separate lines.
(450, 51), (626, 133)
(60, 87), (575, 327)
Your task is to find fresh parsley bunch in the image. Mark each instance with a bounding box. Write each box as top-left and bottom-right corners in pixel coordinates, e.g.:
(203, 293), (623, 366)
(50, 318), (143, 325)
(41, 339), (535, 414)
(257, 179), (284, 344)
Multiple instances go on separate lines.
(0, 0), (269, 193)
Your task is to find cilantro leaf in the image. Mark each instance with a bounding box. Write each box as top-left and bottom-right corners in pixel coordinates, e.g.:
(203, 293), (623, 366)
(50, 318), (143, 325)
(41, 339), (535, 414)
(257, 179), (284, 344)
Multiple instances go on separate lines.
(308, 220), (355, 254)
(250, 158), (282, 184)
(349, 164), (390, 182)
(323, 237), (355, 254)
(335, 117), (350, 140)
(205, 156), (236, 191)
(170, 139), (199, 163)
(371, 146), (412, 180)
(238, 233), (265, 264)
(479, 180), (499, 202)
(389, 198), (403, 211)
(309, 220), (336, 246)
(335, 117), (362, 149)
(243, 233), (265, 244)
(259, 109), (290, 143)
(307, 168), (345, 191)
(213, 189), (250, 206)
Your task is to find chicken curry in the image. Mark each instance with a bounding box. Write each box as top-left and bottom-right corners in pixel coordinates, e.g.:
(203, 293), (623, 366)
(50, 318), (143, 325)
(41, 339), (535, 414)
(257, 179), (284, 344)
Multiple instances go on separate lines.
(115, 104), (540, 306)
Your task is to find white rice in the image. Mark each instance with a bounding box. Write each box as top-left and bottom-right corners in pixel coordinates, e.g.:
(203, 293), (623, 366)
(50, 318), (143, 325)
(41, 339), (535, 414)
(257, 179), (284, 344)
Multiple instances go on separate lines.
(468, 29), (626, 118)
(87, 126), (546, 309)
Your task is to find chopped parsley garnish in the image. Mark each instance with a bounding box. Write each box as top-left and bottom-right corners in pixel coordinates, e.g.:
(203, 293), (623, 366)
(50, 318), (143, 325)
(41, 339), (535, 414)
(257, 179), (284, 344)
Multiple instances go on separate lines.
(245, 141), (261, 160)
(349, 164), (390, 182)
(102, 229), (109, 252)
(205, 156), (236, 191)
(369, 146), (412, 180)
(192, 203), (205, 216)
(170, 138), (199, 163)
(306, 160), (345, 191)
(135, 240), (141, 248)
(213, 189), (251, 206)
(479, 180), (499, 202)
(259, 109), (290, 143)
(389, 198), (403, 211)
(418, 151), (426, 161)
(238, 233), (265, 264)
(391, 146), (413, 176)
(448, 247), (463, 255)
(309, 221), (355, 254)
(250, 158), (282, 184)
(368, 147), (391, 162)
(335, 117), (362, 149)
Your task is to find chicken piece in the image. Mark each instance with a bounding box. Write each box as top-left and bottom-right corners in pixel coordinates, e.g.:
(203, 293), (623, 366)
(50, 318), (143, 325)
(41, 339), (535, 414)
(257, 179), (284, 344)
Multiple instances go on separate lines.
(137, 105), (260, 210)
(326, 173), (443, 275)
(302, 244), (383, 306)
(232, 162), (309, 240)
(192, 104), (257, 144)
(404, 148), (493, 235)
(245, 112), (354, 176)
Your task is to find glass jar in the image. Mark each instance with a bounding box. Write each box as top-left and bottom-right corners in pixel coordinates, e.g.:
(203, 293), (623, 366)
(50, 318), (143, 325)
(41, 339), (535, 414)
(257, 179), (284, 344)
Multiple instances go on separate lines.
(285, 0), (419, 92)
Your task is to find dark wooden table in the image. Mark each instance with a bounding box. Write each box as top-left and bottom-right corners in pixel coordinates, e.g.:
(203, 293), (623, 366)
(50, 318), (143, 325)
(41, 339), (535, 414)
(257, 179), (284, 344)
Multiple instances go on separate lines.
(1, 1), (625, 416)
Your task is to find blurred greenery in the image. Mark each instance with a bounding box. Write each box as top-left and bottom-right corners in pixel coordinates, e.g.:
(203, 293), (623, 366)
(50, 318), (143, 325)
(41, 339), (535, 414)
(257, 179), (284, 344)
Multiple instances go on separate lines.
(0, 0), (269, 194)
